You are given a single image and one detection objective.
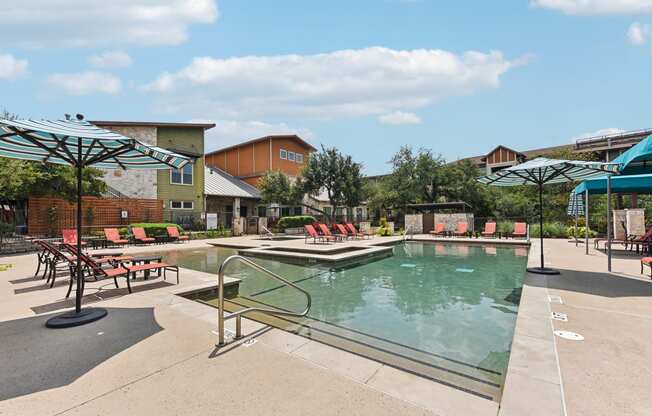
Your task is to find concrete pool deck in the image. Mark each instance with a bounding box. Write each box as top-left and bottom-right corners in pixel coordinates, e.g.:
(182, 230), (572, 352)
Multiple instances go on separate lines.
(0, 236), (650, 415)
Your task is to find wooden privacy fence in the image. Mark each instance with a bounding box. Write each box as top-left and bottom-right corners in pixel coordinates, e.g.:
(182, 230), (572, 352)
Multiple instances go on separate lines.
(28, 196), (163, 236)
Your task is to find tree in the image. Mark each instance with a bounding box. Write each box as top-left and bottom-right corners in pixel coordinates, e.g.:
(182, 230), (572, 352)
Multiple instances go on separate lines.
(258, 170), (302, 206)
(301, 146), (364, 222)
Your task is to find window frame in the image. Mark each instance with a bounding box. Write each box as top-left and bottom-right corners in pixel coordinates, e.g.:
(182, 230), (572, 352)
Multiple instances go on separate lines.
(287, 151), (295, 162)
(170, 163), (194, 186)
(295, 153), (304, 164)
(170, 200), (194, 210)
(279, 149), (287, 160)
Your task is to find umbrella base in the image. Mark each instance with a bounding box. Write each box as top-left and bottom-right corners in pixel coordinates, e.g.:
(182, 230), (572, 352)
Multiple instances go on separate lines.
(527, 267), (560, 275)
(45, 307), (108, 329)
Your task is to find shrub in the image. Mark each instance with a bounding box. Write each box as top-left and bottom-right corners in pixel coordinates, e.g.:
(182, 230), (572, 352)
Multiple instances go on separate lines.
(376, 217), (393, 236)
(129, 223), (184, 237)
(277, 216), (316, 231)
(497, 222), (514, 235)
(529, 222), (567, 238)
(566, 226), (597, 239)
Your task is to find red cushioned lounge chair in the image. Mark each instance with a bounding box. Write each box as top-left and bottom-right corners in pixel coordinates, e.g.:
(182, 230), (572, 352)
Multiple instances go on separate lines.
(104, 228), (129, 246)
(132, 227), (155, 244)
(345, 223), (372, 239)
(166, 226), (189, 242)
(510, 222), (527, 239)
(481, 222), (497, 238)
(335, 224), (352, 240)
(430, 223), (446, 237)
(452, 222), (468, 237)
(61, 228), (86, 246)
(318, 223), (344, 242)
(304, 224), (334, 244)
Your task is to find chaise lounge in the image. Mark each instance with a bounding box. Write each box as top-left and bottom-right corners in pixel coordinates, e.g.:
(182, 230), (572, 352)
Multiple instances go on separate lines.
(132, 227), (156, 244)
(166, 226), (189, 243)
(104, 228), (129, 246)
(430, 223), (446, 237)
(481, 222), (497, 238)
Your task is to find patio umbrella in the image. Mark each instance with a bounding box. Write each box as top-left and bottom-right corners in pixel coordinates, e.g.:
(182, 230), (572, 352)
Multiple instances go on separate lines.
(477, 157), (617, 275)
(0, 117), (191, 328)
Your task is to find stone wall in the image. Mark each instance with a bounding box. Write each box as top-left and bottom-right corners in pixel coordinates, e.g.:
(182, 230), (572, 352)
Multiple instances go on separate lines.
(100, 126), (158, 199)
(404, 214), (423, 233)
(434, 213), (475, 232)
(613, 210), (627, 240)
(626, 209), (645, 236)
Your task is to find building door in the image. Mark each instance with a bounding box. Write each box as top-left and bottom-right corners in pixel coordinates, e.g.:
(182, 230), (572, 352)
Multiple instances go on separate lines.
(423, 213), (434, 234)
(240, 206), (248, 218)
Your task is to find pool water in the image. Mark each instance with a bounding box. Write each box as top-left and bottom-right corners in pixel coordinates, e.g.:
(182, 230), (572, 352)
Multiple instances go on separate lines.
(162, 242), (527, 400)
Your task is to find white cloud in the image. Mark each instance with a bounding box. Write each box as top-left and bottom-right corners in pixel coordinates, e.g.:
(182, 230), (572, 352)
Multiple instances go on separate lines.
(0, 1), (218, 48)
(571, 127), (626, 142)
(0, 54), (28, 80)
(190, 119), (315, 152)
(146, 47), (528, 120)
(88, 51), (133, 69)
(532, 0), (652, 15)
(378, 111), (421, 125)
(47, 71), (122, 96)
(627, 22), (652, 45)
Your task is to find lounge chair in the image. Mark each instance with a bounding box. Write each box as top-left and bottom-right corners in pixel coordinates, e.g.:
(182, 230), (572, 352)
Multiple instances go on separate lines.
(335, 224), (352, 240)
(429, 223), (445, 237)
(452, 222), (468, 237)
(510, 222), (527, 239)
(481, 222), (497, 238)
(166, 226), (188, 242)
(61, 228), (86, 246)
(641, 257), (652, 278)
(596, 228), (652, 253)
(132, 227), (155, 244)
(33, 240), (75, 286)
(64, 244), (178, 297)
(304, 224), (334, 244)
(318, 223), (344, 242)
(104, 228), (129, 246)
(345, 223), (372, 239)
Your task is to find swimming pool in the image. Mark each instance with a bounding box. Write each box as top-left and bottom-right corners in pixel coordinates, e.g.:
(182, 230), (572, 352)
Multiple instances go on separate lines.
(163, 242), (528, 401)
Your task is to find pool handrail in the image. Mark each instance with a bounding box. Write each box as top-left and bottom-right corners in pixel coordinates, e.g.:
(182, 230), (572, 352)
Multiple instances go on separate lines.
(216, 254), (312, 346)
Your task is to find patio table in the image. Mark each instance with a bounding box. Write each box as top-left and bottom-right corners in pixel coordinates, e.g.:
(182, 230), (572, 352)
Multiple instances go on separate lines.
(129, 255), (164, 280)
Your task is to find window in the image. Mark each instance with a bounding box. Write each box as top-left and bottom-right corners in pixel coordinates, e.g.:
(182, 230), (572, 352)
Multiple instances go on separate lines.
(170, 201), (194, 210)
(280, 149), (287, 160)
(257, 206), (267, 217)
(296, 153), (304, 164)
(323, 206), (332, 216)
(293, 206), (302, 215)
(171, 163), (193, 185)
(288, 151), (295, 161)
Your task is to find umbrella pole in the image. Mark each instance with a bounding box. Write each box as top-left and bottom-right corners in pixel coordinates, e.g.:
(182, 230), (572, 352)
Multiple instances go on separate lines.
(527, 182), (560, 275)
(585, 190), (589, 255)
(607, 175), (612, 272)
(45, 137), (108, 328)
(539, 183), (544, 269)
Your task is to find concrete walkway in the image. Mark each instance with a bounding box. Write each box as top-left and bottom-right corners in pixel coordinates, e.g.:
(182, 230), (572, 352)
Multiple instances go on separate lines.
(1, 237), (650, 415)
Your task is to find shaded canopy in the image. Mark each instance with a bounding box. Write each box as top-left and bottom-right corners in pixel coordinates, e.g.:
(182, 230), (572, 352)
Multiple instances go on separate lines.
(477, 157), (618, 186)
(611, 134), (652, 175)
(0, 119), (190, 169)
(573, 173), (652, 195)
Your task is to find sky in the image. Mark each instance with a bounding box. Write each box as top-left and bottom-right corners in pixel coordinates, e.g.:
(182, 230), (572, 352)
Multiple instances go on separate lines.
(1, 0), (651, 175)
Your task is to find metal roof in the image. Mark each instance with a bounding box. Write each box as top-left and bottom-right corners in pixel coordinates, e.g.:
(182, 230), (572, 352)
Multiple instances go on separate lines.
(91, 120), (216, 130)
(204, 166), (261, 199)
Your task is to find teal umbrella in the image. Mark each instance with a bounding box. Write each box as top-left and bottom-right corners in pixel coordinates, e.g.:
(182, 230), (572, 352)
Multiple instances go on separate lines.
(610, 134), (652, 175)
(0, 117), (191, 328)
(478, 157), (618, 274)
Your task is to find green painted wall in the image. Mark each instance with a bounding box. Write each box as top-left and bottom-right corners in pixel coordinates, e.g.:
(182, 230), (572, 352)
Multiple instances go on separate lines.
(156, 127), (205, 220)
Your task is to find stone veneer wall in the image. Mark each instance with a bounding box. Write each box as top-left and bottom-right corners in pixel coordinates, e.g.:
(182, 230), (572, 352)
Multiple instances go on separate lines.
(404, 214), (423, 233)
(626, 208), (645, 237)
(613, 210), (627, 240)
(434, 213), (475, 232)
(100, 126), (158, 199)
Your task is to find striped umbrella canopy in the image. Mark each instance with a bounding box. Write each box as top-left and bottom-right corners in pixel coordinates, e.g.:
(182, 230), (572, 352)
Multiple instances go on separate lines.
(477, 157), (618, 275)
(0, 118), (190, 169)
(477, 157), (617, 186)
(0, 118), (192, 328)
(567, 191), (585, 216)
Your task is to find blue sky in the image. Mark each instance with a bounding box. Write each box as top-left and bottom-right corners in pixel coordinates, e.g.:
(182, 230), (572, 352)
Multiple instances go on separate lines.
(1, 0), (651, 174)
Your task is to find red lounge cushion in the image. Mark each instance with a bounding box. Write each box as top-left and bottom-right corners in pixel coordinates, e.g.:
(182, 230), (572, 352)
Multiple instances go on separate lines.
(177, 236), (189, 240)
(110, 239), (129, 244)
(103, 267), (129, 277)
(128, 262), (169, 272)
(641, 257), (652, 265)
(137, 237), (155, 242)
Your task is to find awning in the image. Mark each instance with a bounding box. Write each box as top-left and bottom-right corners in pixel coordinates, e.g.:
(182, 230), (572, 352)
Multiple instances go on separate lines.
(611, 134), (652, 175)
(573, 173), (652, 195)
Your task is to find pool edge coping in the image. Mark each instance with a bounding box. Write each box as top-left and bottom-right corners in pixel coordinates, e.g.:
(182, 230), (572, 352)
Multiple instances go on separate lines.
(498, 242), (566, 416)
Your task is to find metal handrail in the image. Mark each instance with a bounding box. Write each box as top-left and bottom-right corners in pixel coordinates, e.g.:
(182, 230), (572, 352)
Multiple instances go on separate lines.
(403, 226), (415, 242)
(217, 254), (312, 346)
(260, 225), (275, 240)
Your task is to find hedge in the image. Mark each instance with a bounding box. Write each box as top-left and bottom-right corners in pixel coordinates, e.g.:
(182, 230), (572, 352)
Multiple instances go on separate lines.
(129, 223), (184, 237)
(277, 216), (316, 231)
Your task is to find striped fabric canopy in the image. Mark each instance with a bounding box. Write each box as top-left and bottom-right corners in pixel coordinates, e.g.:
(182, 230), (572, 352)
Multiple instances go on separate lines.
(0, 119), (190, 169)
(477, 157), (618, 186)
